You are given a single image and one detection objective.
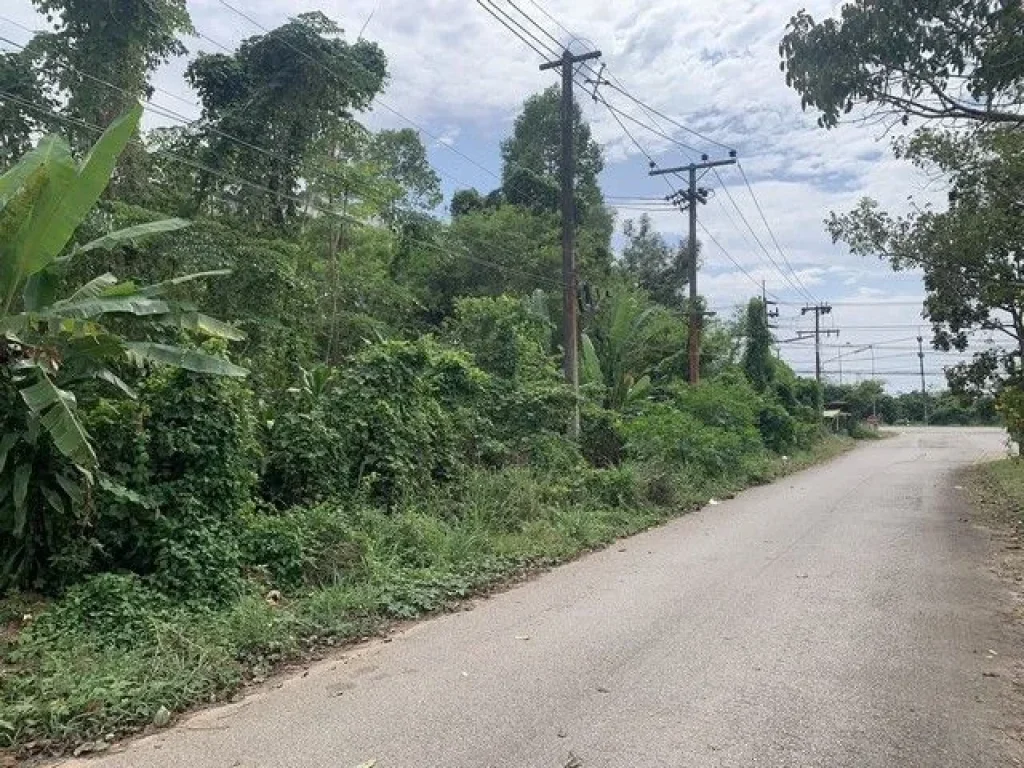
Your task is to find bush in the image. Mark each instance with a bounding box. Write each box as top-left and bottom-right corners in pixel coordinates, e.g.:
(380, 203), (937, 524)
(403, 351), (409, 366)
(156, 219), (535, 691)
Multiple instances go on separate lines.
(443, 295), (552, 380)
(323, 338), (488, 504)
(580, 403), (626, 467)
(618, 378), (765, 475)
(20, 573), (178, 651)
(241, 504), (362, 591)
(758, 400), (797, 453)
(260, 412), (348, 508)
(143, 347), (260, 600)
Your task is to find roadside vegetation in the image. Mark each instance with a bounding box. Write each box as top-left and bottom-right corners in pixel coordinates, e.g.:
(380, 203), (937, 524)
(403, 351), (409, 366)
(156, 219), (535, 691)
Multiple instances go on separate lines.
(966, 459), (1024, 529)
(1, 0), (1016, 760)
(0, 5), (864, 758)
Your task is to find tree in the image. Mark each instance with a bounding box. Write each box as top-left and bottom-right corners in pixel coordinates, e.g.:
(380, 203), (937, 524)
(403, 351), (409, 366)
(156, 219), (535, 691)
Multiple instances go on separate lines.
(27, 0), (193, 143)
(366, 128), (442, 221)
(780, 1), (1024, 129)
(185, 12), (387, 227)
(1, 106), (246, 586)
(0, 51), (56, 166)
(742, 298), (775, 392)
(581, 286), (688, 410)
(828, 128), (1023, 401)
(621, 214), (692, 311)
(500, 84), (614, 262)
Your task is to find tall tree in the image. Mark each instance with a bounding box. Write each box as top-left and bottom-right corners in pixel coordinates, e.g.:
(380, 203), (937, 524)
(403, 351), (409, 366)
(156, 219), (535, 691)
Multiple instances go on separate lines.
(828, 127), (1023, 446)
(0, 50), (55, 166)
(500, 85), (614, 276)
(185, 12), (387, 227)
(620, 214), (692, 311)
(780, 0), (1024, 129)
(28, 0), (193, 142)
(742, 298), (775, 393)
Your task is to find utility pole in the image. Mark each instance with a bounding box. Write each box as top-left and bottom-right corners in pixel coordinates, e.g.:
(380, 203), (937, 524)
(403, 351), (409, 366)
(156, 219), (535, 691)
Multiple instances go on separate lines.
(799, 303), (836, 384)
(917, 335), (928, 424)
(762, 280), (779, 329)
(650, 152), (737, 384)
(540, 47), (601, 439)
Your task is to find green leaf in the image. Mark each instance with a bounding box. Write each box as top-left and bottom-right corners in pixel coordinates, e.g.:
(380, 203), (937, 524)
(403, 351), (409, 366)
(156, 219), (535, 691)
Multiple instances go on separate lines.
(48, 295), (170, 320)
(13, 463), (31, 534)
(76, 218), (191, 255)
(157, 311), (246, 341)
(580, 332), (604, 386)
(41, 484), (65, 516)
(124, 342), (248, 377)
(65, 273), (118, 302)
(20, 373), (97, 471)
(91, 369), (137, 399)
(0, 134), (67, 213)
(54, 472), (85, 507)
(0, 433), (18, 474)
(16, 106), (142, 278)
(22, 268), (61, 312)
(98, 476), (153, 509)
(140, 270), (232, 297)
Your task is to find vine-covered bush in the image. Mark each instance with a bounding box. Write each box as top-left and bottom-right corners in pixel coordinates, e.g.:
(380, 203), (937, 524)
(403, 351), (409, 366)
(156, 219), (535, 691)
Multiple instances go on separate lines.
(142, 345), (261, 600)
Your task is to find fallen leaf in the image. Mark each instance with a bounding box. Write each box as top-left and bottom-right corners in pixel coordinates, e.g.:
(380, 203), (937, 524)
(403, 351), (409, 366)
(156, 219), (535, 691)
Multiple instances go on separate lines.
(515, 635), (531, 641)
(596, 686), (611, 694)
(565, 751), (584, 768)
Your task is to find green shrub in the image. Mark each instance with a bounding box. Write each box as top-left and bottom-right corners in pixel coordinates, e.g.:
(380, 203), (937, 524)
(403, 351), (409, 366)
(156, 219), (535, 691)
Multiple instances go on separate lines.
(580, 403), (626, 467)
(82, 398), (158, 573)
(260, 412), (348, 508)
(323, 338), (488, 504)
(19, 573), (178, 651)
(578, 465), (640, 508)
(758, 400), (797, 453)
(443, 295), (552, 380)
(241, 504), (362, 591)
(143, 348), (260, 600)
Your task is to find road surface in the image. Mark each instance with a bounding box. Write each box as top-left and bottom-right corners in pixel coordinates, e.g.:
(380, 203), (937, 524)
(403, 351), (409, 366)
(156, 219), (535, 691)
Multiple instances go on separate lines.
(67, 427), (1023, 768)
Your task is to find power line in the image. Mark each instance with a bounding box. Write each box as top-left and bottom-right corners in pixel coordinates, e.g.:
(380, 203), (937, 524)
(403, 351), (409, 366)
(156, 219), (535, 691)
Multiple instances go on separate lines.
(735, 161), (816, 302)
(599, 80), (735, 153)
(708, 166), (814, 302)
(696, 219), (769, 294)
(476, 0), (558, 60)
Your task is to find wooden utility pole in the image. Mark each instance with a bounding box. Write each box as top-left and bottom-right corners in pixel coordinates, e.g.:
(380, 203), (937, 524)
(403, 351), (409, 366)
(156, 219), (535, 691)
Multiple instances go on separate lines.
(541, 47), (601, 439)
(650, 153), (737, 384)
(917, 335), (928, 424)
(799, 303), (836, 384)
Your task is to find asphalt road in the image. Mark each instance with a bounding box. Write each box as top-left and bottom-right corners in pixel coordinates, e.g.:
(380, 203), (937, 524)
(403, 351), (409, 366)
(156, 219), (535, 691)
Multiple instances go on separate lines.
(66, 427), (1023, 768)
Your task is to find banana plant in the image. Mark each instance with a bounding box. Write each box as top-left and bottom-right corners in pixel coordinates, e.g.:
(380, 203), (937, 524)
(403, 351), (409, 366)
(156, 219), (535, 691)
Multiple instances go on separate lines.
(0, 105), (246, 569)
(580, 289), (685, 411)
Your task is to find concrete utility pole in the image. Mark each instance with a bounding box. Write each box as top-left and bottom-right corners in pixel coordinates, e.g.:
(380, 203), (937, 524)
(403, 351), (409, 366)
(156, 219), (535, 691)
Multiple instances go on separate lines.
(917, 335), (928, 424)
(540, 47), (601, 439)
(650, 153), (737, 384)
(799, 303), (836, 384)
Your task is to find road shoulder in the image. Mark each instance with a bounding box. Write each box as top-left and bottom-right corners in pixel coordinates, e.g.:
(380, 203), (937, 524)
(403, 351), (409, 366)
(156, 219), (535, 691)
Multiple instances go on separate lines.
(961, 457), (1024, 763)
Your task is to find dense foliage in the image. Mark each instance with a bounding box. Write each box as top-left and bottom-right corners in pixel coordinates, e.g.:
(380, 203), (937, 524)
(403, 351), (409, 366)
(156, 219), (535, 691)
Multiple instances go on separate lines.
(0, 5), (848, 757)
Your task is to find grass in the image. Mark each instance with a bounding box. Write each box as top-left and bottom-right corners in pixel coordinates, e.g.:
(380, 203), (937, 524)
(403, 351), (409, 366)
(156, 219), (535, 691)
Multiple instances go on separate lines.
(963, 457), (1024, 528)
(0, 436), (856, 760)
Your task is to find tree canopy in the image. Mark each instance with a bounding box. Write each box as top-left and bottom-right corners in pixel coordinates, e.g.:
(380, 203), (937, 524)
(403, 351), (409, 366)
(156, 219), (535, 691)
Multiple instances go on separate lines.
(780, 1), (1024, 129)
